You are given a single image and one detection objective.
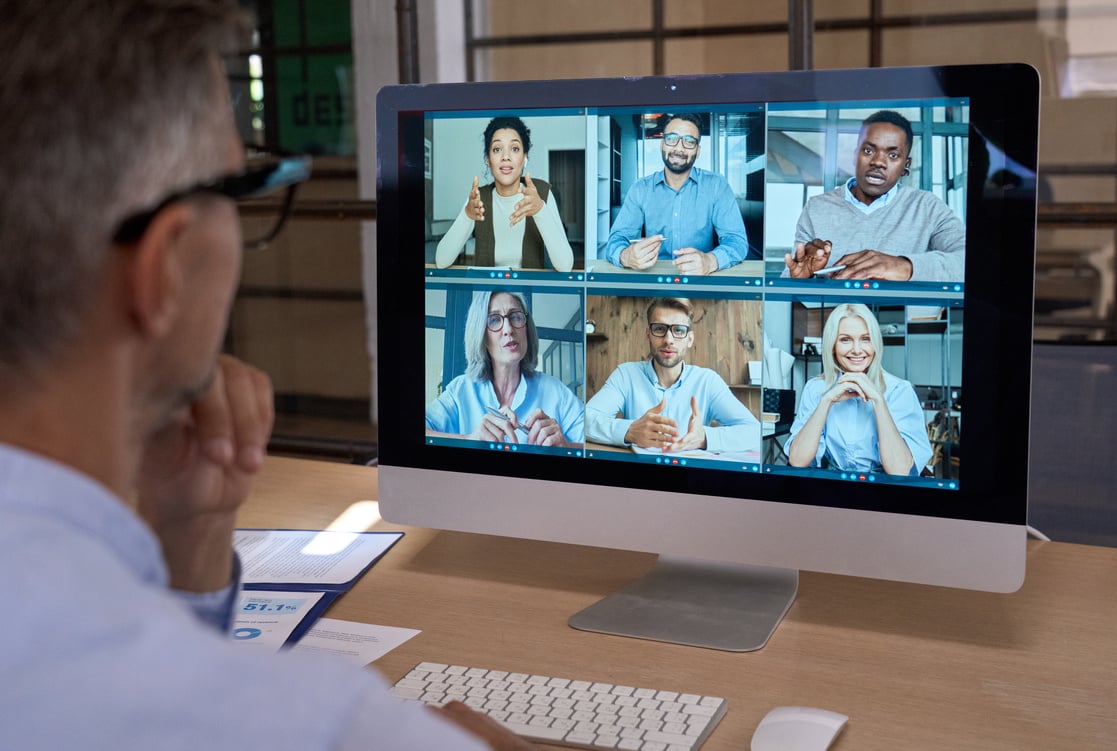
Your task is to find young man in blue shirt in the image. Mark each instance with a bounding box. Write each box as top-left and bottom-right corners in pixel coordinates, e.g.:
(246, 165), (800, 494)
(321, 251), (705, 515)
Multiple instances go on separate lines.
(604, 114), (752, 276)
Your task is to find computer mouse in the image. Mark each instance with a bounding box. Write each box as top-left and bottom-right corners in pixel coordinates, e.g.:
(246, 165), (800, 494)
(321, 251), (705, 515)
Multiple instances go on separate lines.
(750, 706), (849, 751)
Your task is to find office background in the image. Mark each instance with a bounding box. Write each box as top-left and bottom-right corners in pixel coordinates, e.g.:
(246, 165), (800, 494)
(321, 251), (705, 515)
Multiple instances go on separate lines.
(225, 0), (1117, 544)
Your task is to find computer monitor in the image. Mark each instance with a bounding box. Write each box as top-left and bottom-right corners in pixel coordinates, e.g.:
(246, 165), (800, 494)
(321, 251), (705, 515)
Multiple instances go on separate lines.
(376, 64), (1038, 651)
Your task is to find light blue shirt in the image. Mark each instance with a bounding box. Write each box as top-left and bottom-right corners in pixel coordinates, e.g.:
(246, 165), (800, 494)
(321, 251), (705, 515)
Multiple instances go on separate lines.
(605, 167), (751, 270)
(843, 176), (900, 214)
(426, 370), (585, 443)
(0, 442), (486, 751)
(585, 360), (760, 453)
(785, 372), (934, 475)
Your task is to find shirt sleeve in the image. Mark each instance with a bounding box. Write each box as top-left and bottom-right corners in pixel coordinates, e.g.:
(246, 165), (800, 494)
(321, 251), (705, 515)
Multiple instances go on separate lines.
(886, 380), (935, 474)
(585, 370), (635, 446)
(604, 182), (649, 266)
(707, 177), (751, 269)
(173, 552), (241, 632)
(435, 204), (475, 268)
(534, 192), (575, 272)
(555, 382), (586, 443)
(785, 379), (828, 467)
(702, 376), (761, 454)
(907, 196), (966, 282)
(425, 378), (464, 434)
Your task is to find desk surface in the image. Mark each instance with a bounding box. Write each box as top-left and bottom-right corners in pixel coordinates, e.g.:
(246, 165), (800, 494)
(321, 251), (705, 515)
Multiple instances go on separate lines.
(239, 456), (1117, 750)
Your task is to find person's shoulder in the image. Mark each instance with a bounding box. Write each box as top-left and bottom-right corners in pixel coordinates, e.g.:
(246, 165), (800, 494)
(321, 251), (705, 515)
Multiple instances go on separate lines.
(899, 184), (949, 208)
(528, 369), (564, 387)
(441, 373), (475, 394)
(881, 370), (916, 393)
(692, 166), (730, 185)
(802, 375), (828, 393)
(606, 360), (651, 382)
(803, 186), (845, 208)
(685, 363), (728, 383)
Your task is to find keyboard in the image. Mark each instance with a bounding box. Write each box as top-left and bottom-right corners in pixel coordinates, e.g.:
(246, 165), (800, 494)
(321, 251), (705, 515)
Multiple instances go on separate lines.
(390, 661), (727, 751)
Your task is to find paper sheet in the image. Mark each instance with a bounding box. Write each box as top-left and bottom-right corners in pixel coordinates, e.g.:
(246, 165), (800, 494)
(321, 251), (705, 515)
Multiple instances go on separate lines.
(231, 590), (326, 650)
(235, 529), (401, 586)
(291, 618), (421, 666)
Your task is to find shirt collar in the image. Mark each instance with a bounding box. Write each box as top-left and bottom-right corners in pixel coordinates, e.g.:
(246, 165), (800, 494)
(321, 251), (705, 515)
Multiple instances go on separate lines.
(844, 176), (901, 214)
(641, 358), (690, 388)
(654, 165), (702, 189)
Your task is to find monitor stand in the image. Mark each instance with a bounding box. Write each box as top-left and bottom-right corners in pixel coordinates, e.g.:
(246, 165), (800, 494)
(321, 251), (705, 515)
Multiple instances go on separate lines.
(568, 556), (798, 652)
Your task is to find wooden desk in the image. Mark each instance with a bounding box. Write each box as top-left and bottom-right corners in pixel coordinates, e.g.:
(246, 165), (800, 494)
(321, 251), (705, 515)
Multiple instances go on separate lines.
(239, 456), (1117, 750)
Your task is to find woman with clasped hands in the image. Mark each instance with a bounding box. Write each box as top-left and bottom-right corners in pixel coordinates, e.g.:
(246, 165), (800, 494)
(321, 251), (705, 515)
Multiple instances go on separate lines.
(426, 290), (584, 447)
(435, 116), (574, 272)
(785, 303), (933, 477)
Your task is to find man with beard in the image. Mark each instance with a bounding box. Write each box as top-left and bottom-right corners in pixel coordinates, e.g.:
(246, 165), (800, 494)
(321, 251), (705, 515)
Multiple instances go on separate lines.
(604, 113), (753, 275)
(784, 110), (965, 282)
(585, 298), (760, 454)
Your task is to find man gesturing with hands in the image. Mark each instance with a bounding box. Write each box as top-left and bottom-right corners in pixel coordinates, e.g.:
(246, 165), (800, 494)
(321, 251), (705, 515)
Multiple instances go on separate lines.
(586, 298), (760, 455)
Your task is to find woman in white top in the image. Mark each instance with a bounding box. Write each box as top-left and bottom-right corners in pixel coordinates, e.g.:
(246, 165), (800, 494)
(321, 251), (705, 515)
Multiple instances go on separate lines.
(435, 116), (574, 272)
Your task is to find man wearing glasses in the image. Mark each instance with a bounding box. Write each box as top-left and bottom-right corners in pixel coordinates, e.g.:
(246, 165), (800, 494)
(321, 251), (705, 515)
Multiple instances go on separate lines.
(0, 1), (533, 749)
(586, 298), (760, 453)
(604, 113), (753, 275)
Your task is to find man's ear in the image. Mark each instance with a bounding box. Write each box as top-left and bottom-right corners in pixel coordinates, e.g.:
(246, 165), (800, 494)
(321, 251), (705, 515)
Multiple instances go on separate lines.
(123, 202), (196, 337)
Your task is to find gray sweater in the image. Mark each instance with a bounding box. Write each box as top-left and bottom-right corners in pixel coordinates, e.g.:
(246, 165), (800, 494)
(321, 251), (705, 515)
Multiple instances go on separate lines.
(795, 184), (965, 282)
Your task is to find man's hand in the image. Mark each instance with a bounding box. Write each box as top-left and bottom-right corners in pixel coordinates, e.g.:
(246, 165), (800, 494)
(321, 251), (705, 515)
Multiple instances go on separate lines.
(830, 249), (913, 281)
(509, 172), (544, 226)
(663, 396), (707, 452)
(624, 398), (679, 448)
(618, 235), (663, 270)
(784, 239), (831, 278)
(465, 176), (485, 222)
(436, 702), (541, 750)
(672, 247), (717, 276)
(136, 355), (273, 592)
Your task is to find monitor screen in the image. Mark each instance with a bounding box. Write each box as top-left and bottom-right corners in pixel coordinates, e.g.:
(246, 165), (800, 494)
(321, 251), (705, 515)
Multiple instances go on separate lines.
(376, 64), (1038, 650)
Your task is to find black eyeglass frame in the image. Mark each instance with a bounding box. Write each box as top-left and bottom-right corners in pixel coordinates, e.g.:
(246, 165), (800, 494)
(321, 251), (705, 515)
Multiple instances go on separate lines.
(648, 322), (692, 339)
(662, 132), (700, 150)
(111, 147), (312, 251)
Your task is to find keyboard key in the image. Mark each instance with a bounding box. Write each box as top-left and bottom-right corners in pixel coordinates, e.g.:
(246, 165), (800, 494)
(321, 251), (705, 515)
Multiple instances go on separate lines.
(392, 662), (726, 750)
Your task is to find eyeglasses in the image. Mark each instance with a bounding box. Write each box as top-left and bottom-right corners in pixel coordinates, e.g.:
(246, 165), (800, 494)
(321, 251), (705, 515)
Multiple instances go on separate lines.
(486, 311), (528, 331)
(649, 323), (691, 339)
(111, 146), (312, 251)
(662, 132), (699, 150)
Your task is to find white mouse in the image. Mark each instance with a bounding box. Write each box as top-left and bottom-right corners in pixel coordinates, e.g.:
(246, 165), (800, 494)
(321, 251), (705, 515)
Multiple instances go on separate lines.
(751, 706), (849, 751)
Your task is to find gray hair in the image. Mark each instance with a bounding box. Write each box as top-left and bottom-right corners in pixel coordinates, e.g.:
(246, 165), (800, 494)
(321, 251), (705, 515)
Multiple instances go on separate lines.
(820, 302), (886, 390)
(0, 0), (250, 375)
(463, 290), (538, 382)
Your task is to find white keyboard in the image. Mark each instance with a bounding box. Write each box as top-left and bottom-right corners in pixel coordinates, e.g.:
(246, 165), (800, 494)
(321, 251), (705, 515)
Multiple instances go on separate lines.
(390, 661), (727, 750)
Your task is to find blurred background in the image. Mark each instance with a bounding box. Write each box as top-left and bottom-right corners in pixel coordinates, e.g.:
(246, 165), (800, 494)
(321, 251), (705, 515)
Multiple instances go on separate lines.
(225, 0), (1117, 466)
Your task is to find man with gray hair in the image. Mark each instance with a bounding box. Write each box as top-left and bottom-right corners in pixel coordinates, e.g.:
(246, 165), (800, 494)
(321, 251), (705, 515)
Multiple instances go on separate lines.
(0, 1), (534, 749)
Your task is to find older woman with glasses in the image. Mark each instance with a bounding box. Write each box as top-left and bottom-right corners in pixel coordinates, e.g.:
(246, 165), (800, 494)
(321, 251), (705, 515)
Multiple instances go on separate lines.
(425, 289), (584, 447)
(435, 116), (574, 272)
(785, 302), (933, 476)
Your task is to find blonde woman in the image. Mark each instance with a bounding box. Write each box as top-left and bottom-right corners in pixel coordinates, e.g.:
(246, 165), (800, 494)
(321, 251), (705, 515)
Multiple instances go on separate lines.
(786, 303), (932, 476)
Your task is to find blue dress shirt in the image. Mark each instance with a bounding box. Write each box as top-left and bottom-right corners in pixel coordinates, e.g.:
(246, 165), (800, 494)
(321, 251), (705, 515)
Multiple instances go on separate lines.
(0, 442), (486, 751)
(785, 372), (934, 475)
(604, 167), (751, 270)
(585, 360), (760, 453)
